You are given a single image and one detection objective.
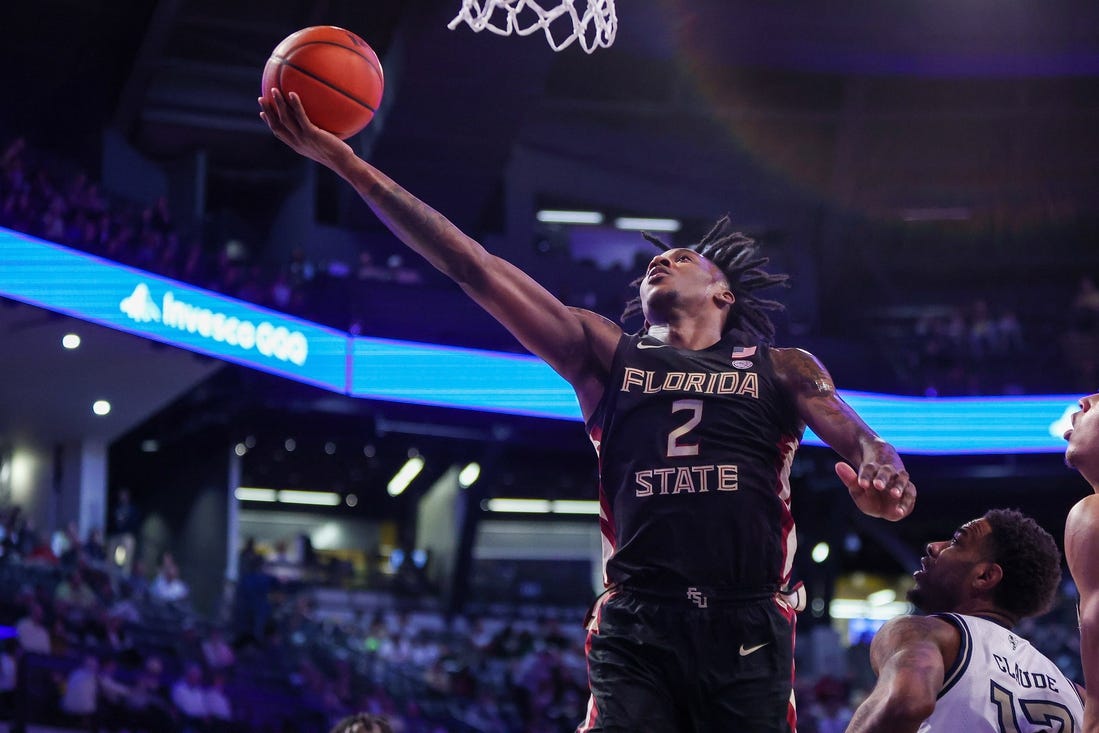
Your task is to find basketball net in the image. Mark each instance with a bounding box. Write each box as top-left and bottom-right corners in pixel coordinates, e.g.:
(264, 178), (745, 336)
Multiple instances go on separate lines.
(448, 0), (617, 54)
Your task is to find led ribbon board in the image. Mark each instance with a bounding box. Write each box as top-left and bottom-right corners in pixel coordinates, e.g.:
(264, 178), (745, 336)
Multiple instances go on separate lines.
(812, 392), (1076, 456)
(0, 227), (1080, 455)
(0, 228), (348, 392)
(350, 336), (581, 420)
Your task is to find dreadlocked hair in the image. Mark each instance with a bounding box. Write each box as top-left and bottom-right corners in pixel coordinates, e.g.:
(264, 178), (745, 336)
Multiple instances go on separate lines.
(620, 216), (790, 343)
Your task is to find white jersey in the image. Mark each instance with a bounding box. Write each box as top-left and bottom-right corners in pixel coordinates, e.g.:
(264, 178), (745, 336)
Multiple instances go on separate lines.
(919, 613), (1084, 733)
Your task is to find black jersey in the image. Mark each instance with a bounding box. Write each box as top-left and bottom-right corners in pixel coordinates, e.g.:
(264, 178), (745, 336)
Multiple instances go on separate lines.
(587, 331), (804, 592)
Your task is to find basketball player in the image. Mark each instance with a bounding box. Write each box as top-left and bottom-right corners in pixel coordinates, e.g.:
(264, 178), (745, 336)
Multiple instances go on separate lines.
(1064, 391), (1099, 733)
(259, 89), (916, 732)
(845, 508), (1083, 733)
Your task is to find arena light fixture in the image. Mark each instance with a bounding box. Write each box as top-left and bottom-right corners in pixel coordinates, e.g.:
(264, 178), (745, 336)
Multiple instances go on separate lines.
(480, 498), (599, 514)
(550, 500), (600, 515)
(483, 498), (552, 513)
(388, 456), (425, 496)
(92, 400), (111, 416)
(278, 490), (341, 506)
(613, 217), (681, 232)
(830, 599), (911, 621)
(458, 462), (481, 488)
(61, 333), (81, 349)
(235, 487), (277, 502)
(536, 209), (604, 225)
(867, 588), (897, 606)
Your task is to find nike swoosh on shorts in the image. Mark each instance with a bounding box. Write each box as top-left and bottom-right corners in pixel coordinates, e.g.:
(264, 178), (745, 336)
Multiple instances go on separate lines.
(739, 642), (769, 656)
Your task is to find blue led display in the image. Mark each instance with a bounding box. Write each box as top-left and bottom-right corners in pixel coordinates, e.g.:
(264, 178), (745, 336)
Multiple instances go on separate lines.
(804, 392), (1077, 455)
(0, 227), (1081, 456)
(350, 336), (582, 420)
(0, 228), (349, 392)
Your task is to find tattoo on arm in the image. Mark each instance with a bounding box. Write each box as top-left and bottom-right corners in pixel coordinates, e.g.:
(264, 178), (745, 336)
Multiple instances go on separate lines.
(784, 349), (836, 398)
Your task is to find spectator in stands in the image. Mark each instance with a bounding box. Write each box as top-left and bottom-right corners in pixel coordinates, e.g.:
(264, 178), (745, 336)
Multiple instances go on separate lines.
(204, 670), (234, 732)
(803, 675), (852, 733)
(15, 601), (50, 654)
(1064, 275), (1099, 389)
(96, 657), (132, 730)
(126, 655), (176, 732)
(108, 488), (141, 575)
(0, 638), (18, 719)
(1071, 275), (1099, 328)
(171, 662), (210, 732)
(201, 627), (236, 671)
(54, 568), (99, 615)
(57, 521), (84, 568)
(0, 506), (30, 560)
(100, 612), (134, 656)
(286, 245), (316, 287)
(233, 550), (276, 645)
(125, 558), (152, 600)
(83, 526), (108, 563)
(59, 654), (99, 727)
(151, 551), (190, 605)
(356, 250), (390, 282)
(109, 581), (143, 624)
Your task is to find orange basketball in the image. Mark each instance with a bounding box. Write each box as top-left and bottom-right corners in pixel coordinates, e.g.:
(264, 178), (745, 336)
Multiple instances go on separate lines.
(261, 26), (384, 140)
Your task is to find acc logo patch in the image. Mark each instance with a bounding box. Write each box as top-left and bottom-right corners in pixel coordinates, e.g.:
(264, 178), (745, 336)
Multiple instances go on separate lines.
(731, 359), (753, 369)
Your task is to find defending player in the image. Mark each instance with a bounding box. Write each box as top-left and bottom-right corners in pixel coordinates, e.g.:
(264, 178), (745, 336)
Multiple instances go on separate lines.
(845, 508), (1083, 733)
(1064, 391), (1099, 733)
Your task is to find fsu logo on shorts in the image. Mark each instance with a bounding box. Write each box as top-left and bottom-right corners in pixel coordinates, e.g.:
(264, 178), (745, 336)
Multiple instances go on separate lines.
(687, 587), (708, 608)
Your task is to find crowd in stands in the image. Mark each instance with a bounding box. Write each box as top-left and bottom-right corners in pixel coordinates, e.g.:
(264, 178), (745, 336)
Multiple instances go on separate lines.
(6, 134), (1097, 397)
(0, 136), (424, 336)
(1063, 275), (1099, 390)
(911, 297), (1027, 396)
(0, 501), (1089, 733)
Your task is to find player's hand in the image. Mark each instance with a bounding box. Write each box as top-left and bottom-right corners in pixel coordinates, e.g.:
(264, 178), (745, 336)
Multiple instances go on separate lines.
(258, 89), (351, 168)
(836, 453), (916, 522)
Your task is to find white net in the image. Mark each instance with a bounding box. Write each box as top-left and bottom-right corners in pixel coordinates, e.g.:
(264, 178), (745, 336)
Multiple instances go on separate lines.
(448, 0), (617, 54)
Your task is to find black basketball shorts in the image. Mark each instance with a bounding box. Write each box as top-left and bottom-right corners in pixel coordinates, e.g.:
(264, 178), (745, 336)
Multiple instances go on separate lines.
(576, 587), (797, 733)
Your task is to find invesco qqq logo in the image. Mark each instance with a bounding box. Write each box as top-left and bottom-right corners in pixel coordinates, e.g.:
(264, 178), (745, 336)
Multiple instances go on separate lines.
(120, 283), (309, 366)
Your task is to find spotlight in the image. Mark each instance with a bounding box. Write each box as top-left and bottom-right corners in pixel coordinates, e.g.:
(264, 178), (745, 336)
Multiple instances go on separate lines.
(458, 462), (481, 488)
(388, 456), (425, 496)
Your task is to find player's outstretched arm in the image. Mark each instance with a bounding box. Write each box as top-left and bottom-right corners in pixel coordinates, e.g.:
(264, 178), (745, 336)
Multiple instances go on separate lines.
(772, 347), (915, 521)
(259, 90), (620, 415)
(1066, 495), (1099, 732)
(846, 616), (949, 733)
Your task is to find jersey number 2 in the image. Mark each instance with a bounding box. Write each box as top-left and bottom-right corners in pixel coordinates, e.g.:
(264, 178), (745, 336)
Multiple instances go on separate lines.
(666, 399), (702, 457)
(990, 680), (1075, 732)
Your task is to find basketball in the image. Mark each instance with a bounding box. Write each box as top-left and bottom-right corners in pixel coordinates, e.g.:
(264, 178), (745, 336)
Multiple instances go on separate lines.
(261, 26), (384, 140)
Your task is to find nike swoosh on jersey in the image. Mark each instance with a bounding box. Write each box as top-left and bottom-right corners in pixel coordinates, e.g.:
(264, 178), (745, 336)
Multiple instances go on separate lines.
(739, 642), (769, 656)
(636, 342), (666, 349)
